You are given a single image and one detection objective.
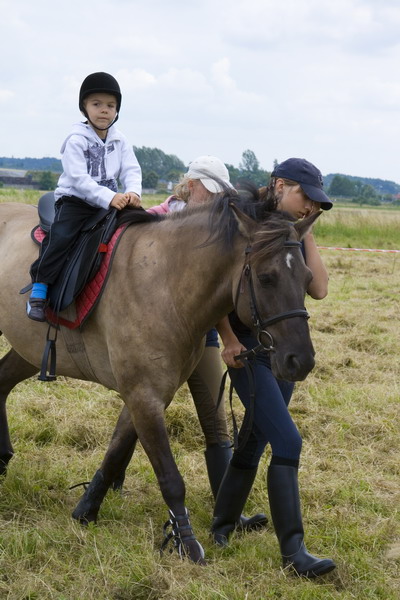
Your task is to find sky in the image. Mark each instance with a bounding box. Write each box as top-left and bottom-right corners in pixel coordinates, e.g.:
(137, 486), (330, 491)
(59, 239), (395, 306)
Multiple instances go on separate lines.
(1, 0), (400, 183)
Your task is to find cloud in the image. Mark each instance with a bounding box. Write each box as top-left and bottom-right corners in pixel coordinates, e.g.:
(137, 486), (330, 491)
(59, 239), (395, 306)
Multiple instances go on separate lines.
(117, 68), (157, 91)
(0, 90), (14, 102)
(1, 0), (400, 181)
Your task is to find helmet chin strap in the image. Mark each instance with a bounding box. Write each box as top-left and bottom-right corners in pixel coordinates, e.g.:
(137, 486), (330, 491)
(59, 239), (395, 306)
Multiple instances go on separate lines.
(83, 111), (119, 131)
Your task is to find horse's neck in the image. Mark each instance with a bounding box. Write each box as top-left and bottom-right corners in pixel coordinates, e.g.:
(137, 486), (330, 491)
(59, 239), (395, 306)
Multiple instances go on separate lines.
(148, 214), (241, 339)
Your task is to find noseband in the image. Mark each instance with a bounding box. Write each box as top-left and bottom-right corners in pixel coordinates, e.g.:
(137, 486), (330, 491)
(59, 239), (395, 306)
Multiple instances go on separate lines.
(234, 240), (310, 359)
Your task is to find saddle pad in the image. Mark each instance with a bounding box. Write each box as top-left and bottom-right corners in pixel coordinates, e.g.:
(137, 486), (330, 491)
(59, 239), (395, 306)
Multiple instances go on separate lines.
(33, 224), (128, 329)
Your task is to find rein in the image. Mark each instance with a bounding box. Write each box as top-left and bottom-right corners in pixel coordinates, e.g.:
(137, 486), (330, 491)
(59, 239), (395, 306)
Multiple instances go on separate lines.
(217, 238), (310, 453)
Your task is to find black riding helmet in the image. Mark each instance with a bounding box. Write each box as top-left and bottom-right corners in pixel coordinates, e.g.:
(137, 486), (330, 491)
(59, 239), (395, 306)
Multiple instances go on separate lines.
(79, 72), (122, 129)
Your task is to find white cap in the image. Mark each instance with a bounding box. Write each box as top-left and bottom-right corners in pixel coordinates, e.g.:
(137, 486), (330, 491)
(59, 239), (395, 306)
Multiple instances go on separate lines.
(186, 155), (234, 193)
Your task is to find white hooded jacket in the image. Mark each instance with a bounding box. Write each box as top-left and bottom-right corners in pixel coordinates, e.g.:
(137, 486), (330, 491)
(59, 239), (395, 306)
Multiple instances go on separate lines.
(55, 122), (142, 209)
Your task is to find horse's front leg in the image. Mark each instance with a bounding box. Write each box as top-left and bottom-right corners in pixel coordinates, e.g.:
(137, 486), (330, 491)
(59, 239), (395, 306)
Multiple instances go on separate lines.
(0, 349), (38, 476)
(128, 398), (206, 565)
(72, 404), (138, 523)
(72, 388), (205, 564)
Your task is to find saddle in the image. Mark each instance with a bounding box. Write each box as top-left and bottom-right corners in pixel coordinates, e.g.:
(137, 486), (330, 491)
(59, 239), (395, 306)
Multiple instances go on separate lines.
(29, 192), (119, 313)
(23, 195), (154, 382)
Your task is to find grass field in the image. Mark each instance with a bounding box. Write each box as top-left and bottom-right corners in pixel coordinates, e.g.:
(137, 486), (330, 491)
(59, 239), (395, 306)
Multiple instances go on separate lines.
(0, 190), (399, 599)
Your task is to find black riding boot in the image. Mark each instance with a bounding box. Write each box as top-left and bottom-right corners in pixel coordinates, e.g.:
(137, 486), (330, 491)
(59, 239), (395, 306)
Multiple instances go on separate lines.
(267, 464), (336, 578)
(205, 444), (267, 536)
(211, 462), (266, 546)
(204, 442), (233, 499)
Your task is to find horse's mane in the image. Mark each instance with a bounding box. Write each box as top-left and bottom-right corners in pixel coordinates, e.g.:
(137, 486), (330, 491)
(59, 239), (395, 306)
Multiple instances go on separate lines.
(117, 206), (161, 227)
(203, 184), (297, 258)
(116, 184), (297, 258)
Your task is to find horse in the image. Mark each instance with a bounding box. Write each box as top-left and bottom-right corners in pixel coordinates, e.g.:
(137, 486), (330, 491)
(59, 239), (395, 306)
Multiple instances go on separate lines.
(0, 190), (319, 564)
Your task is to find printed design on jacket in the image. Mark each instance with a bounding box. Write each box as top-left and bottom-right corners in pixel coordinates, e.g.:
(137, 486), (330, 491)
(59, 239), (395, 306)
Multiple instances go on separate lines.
(84, 142), (118, 192)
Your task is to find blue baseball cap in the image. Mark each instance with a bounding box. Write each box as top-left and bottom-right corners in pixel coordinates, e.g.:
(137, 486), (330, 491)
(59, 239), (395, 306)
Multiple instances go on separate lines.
(272, 158), (333, 210)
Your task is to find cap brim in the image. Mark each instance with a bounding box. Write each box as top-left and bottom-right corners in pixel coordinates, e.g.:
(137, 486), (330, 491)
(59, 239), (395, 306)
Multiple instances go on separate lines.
(300, 183), (333, 210)
(200, 177), (234, 194)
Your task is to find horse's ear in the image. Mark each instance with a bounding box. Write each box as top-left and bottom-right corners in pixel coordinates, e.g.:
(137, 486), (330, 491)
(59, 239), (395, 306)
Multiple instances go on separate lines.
(229, 202), (258, 238)
(294, 210), (322, 240)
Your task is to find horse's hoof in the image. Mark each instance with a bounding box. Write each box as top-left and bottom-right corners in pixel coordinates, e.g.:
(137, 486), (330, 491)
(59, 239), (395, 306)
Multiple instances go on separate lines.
(72, 505), (98, 525)
(111, 474), (126, 491)
(161, 508), (206, 565)
(70, 470), (108, 525)
(0, 453), (13, 477)
(183, 539), (207, 565)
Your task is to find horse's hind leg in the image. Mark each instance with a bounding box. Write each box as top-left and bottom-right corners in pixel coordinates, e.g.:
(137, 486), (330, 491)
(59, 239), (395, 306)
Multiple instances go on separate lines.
(72, 405), (138, 523)
(111, 441), (136, 490)
(0, 349), (38, 475)
(110, 406), (137, 491)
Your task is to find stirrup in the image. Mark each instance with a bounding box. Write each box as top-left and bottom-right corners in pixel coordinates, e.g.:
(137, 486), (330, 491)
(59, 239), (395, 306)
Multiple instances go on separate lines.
(160, 508), (205, 561)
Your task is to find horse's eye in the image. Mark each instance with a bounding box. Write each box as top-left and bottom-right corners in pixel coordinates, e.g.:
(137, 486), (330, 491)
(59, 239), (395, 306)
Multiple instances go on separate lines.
(258, 272), (278, 287)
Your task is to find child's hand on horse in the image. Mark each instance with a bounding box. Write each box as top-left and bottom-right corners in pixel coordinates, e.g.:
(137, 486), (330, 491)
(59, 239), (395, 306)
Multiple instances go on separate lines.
(125, 192), (141, 207)
(111, 192), (141, 210)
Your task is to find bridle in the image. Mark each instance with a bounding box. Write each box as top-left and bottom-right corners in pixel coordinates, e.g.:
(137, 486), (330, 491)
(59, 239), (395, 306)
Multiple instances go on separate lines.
(216, 237), (311, 453)
(233, 239), (310, 360)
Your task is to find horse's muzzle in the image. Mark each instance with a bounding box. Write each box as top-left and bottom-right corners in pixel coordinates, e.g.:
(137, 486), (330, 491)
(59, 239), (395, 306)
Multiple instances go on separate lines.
(271, 349), (315, 382)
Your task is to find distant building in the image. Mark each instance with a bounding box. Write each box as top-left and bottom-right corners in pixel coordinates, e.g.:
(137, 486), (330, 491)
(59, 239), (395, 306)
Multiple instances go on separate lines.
(0, 168), (41, 189)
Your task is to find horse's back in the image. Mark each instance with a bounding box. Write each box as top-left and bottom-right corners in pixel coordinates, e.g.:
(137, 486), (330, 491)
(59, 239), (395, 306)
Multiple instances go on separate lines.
(0, 201), (37, 221)
(0, 203), (39, 276)
(0, 203), (38, 246)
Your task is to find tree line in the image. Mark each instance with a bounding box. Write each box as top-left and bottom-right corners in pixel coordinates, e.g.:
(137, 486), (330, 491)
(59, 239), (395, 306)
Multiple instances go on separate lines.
(326, 174), (399, 206)
(133, 147), (270, 189)
(0, 149), (272, 190)
(1, 151), (399, 205)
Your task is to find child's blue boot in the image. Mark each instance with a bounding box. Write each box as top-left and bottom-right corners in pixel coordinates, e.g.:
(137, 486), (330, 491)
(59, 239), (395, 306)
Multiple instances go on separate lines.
(26, 283), (48, 322)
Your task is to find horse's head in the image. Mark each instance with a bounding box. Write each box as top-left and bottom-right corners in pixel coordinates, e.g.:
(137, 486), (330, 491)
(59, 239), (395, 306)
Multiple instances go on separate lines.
(231, 206), (321, 381)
